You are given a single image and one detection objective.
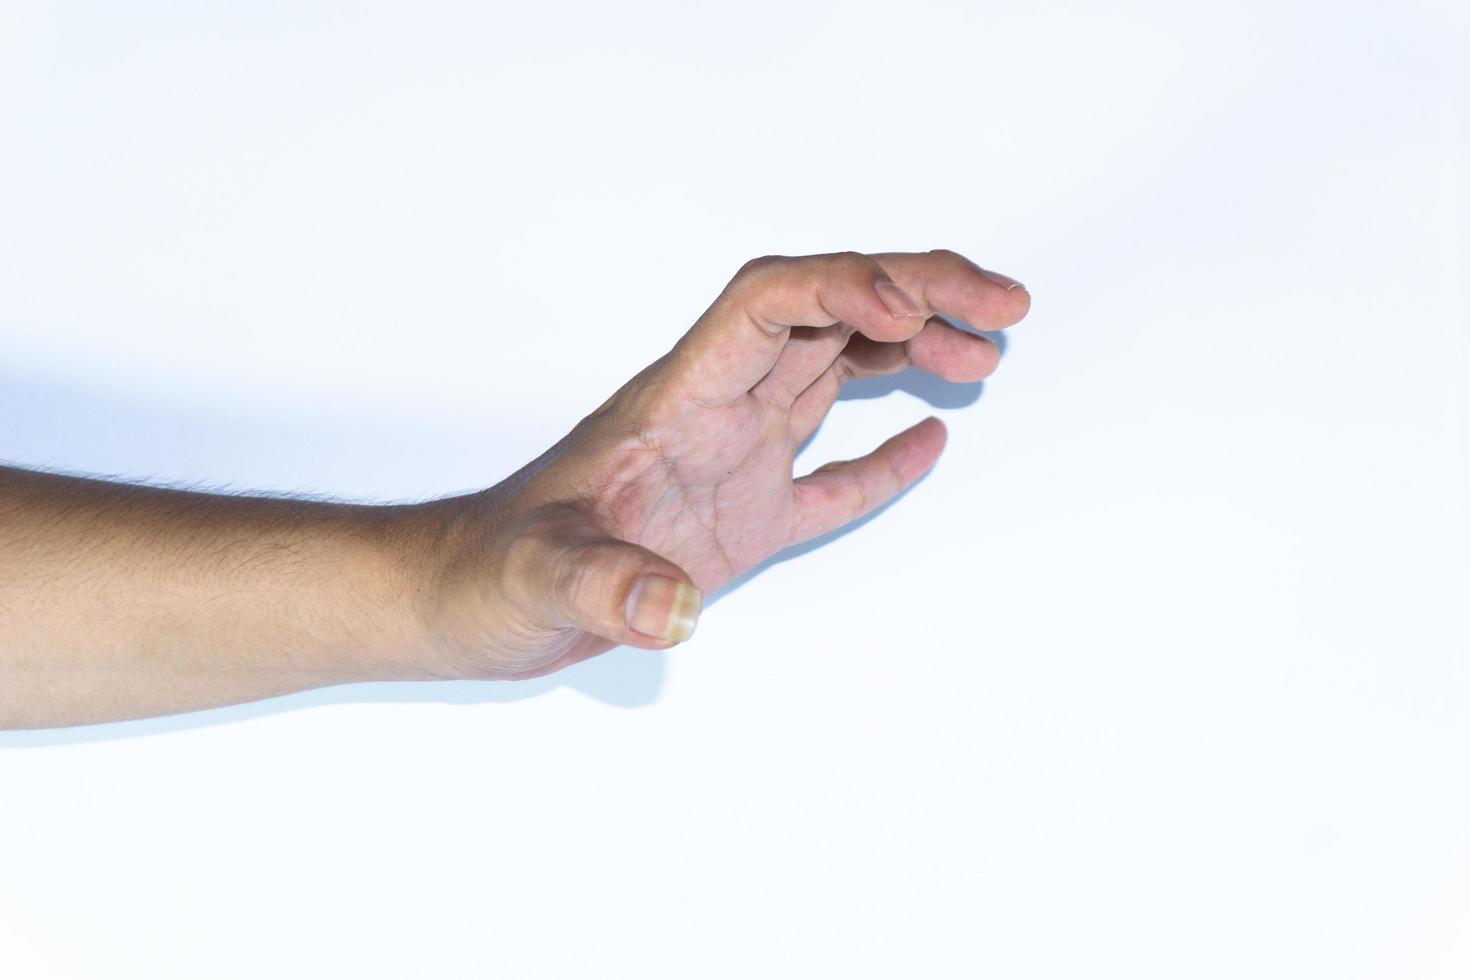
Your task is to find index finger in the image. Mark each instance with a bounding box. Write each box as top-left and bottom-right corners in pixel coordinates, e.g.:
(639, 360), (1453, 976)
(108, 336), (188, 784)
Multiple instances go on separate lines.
(669, 251), (929, 407)
(668, 250), (1029, 407)
(869, 249), (1031, 334)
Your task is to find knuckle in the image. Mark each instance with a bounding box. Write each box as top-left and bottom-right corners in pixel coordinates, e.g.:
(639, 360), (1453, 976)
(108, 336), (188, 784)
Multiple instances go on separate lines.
(885, 454), (908, 493)
(927, 247), (972, 271)
(554, 544), (605, 612)
(554, 540), (626, 622)
(732, 253), (784, 285)
(829, 250), (875, 278)
(817, 469), (865, 514)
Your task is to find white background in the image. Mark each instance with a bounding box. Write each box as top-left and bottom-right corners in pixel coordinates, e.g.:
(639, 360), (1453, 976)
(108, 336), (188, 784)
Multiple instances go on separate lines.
(2, 1), (1467, 977)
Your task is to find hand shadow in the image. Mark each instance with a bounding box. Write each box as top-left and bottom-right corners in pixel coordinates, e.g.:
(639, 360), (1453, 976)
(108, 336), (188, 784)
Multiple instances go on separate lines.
(0, 325), (998, 746)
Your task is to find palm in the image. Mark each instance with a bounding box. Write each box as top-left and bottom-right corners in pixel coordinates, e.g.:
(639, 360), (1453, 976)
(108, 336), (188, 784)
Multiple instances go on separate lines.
(604, 395), (802, 590)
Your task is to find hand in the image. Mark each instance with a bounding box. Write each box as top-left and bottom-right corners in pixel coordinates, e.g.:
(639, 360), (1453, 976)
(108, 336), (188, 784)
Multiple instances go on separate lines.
(418, 250), (1030, 679)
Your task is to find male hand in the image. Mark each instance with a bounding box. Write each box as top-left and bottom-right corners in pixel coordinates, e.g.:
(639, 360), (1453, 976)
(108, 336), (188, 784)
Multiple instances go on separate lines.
(422, 249), (1030, 679)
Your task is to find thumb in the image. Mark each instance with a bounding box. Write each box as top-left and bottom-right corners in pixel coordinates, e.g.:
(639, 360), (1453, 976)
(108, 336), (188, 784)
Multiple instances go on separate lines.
(516, 508), (703, 648)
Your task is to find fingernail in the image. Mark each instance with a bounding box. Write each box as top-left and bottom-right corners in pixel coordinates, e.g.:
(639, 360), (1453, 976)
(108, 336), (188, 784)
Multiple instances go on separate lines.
(980, 268), (1026, 292)
(626, 574), (702, 643)
(874, 280), (926, 318)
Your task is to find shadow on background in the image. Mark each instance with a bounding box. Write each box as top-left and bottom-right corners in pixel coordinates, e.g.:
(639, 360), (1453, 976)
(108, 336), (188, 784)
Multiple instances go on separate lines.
(1, 324), (997, 746)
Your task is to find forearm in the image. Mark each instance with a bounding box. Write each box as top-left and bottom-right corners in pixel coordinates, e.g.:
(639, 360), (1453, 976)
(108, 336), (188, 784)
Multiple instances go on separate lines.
(0, 466), (446, 728)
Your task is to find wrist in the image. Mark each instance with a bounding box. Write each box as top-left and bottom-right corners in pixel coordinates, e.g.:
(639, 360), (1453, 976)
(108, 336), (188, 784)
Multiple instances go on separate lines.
(386, 490), (517, 681)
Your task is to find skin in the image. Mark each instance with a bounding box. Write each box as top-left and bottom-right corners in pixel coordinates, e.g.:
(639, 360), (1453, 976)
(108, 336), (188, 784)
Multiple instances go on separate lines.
(0, 250), (1029, 728)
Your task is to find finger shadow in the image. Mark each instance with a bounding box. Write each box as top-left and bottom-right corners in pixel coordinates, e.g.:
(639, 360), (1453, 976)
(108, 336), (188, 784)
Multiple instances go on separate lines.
(833, 322), (1004, 410)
